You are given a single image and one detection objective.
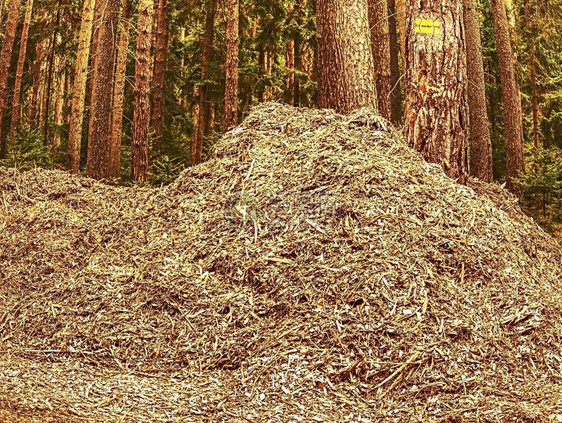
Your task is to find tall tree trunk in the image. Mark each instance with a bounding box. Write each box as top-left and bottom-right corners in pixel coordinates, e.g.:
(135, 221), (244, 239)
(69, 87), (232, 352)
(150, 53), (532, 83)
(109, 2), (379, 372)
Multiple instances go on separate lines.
(191, 84), (200, 164)
(396, 0), (406, 63)
(109, 0), (131, 179)
(43, 0), (62, 145)
(463, 0), (493, 181)
(293, 0), (304, 106)
(529, 45), (539, 149)
(36, 47), (48, 132)
(223, 0), (239, 131)
(316, 0), (377, 114)
(387, 0), (403, 124)
(524, 0), (539, 149)
(86, 0), (120, 179)
(194, 0), (216, 164)
(9, 0), (33, 139)
(0, 0), (22, 158)
(151, 0), (167, 155)
(368, 0), (393, 119)
(68, 0), (96, 173)
(491, 0), (524, 196)
(28, 33), (45, 124)
(52, 53), (64, 155)
(85, 0), (106, 143)
(131, 0), (154, 182)
(286, 39), (295, 105)
(404, 0), (469, 181)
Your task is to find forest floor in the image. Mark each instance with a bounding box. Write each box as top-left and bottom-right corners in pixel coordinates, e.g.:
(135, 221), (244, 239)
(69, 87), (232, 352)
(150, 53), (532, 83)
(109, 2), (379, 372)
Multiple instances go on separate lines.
(1, 104), (562, 422)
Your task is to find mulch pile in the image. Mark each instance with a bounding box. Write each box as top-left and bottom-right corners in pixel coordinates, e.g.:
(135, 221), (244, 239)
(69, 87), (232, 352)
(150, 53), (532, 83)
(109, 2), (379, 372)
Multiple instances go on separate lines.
(1, 103), (561, 422)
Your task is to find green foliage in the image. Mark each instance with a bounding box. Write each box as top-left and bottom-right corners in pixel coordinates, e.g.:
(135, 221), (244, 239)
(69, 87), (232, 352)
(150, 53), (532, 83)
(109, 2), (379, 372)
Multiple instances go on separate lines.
(520, 146), (562, 224)
(0, 124), (53, 170)
(149, 155), (186, 186)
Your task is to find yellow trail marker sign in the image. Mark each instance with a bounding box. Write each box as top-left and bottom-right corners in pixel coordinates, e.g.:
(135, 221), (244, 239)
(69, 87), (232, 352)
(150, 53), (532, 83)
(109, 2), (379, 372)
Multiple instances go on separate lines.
(415, 18), (441, 35)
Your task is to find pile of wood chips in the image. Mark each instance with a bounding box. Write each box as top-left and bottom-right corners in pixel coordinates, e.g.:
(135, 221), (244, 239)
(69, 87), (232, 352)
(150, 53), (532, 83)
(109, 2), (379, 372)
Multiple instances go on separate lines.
(1, 103), (561, 422)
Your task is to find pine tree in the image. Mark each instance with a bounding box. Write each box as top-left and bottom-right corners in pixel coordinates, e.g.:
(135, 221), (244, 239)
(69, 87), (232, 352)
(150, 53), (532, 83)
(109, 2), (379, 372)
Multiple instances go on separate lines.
(131, 0), (154, 182)
(9, 0), (33, 139)
(109, 0), (132, 179)
(404, 0), (468, 181)
(367, 0), (393, 119)
(491, 0), (525, 195)
(223, 0), (240, 130)
(86, 0), (120, 179)
(68, 0), (96, 173)
(43, 0), (62, 145)
(0, 0), (23, 158)
(463, 0), (493, 181)
(192, 0), (216, 164)
(387, 0), (403, 124)
(316, 0), (377, 114)
(152, 0), (168, 155)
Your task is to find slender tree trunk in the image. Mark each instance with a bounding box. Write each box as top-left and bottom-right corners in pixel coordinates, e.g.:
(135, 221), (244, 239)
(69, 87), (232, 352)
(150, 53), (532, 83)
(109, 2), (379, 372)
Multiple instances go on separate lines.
(151, 0), (167, 155)
(286, 39), (295, 105)
(316, 0), (378, 114)
(68, 0), (96, 173)
(191, 84), (200, 164)
(108, 0), (131, 179)
(387, 0), (403, 124)
(368, 0), (393, 119)
(131, 0), (154, 182)
(194, 0), (216, 164)
(9, 0), (33, 139)
(43, 0), (62, 145)
(491, 0), (524, 195)
(0, 0), (22, 158)
(85, 0), (105, 143)
(529, 46), (539, 149)
(28, 33), (45, 124)
(293, 0), (304, 106)
(86, 0), (120, 179)
(37, 49), (48, 132)
(396, 0), (406, 63)
(404, 0), (469, 181)
(53, 53), (64, 154)
(524, 1), (539, 149)
(463, 0), (493, 181)
(223, 0), (239, 131)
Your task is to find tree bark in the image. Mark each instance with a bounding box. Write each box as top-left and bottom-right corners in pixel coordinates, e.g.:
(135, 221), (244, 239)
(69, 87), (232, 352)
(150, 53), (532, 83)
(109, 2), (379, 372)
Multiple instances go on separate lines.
(131, 0), (154, 182)
(293, 0), (304, 106)
(368, 0), (393, 119)
(404, 0), (469, 181)
(316, 0), (377, 114)
(223, 0), (239, 131)
(108, 0), (131, 179)
(191, 84), (200, 164)
(523, 0), (539, 149)
(151, 0), (167, 155)
(387, 0), (403, 124)
(286, 39), (295, 105)
(463, 0), (493, 181)
(396, 0), (406, 64)
(491, 0), (524, 196)
(193, 0), (216, 164)
(43, 0), (62, 145)
(0, 0), (22, 158)
(28, 31), (46, 125)
(52, 51), (64, 155)
(86, 0), (120, 179)
(68, 0), (96, 173)
(9, 0), (33, 139)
